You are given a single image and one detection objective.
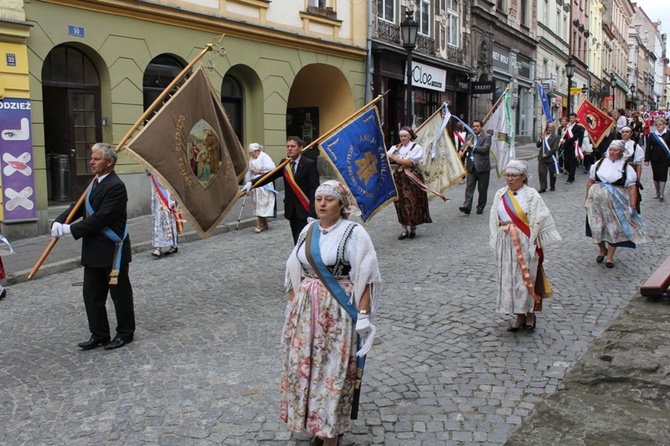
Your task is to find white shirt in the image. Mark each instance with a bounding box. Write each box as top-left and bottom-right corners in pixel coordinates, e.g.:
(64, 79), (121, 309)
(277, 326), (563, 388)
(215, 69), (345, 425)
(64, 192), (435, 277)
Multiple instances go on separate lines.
(590, 157), (637, 187)
(388, 142), (423, 165)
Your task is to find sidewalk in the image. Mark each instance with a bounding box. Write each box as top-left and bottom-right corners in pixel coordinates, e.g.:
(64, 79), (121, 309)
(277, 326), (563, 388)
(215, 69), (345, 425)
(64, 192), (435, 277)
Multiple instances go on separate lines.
(2, 142), (540, 285)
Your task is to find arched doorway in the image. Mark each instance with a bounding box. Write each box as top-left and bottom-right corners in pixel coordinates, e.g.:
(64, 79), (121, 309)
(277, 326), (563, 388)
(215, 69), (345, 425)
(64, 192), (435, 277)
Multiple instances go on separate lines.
(221, 75), (243, 142)
(42, 45), (101, 202)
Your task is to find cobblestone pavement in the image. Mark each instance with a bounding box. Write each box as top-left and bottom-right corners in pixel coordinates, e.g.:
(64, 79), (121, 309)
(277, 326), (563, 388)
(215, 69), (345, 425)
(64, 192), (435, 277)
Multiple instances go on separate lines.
(1, 153), (669, 445)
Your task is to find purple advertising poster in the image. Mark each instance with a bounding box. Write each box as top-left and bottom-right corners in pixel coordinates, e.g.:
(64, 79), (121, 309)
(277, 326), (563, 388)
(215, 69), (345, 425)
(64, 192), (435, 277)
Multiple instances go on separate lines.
(0, 97), (37, 221)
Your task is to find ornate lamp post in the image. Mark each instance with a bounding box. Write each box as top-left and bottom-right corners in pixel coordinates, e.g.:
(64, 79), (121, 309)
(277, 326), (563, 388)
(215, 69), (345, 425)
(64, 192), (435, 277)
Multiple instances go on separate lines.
(630, 84), (636, 109)
(566, 56), (575, 117)
(610, 72), (616, 109)
(400, 9), (418, 127)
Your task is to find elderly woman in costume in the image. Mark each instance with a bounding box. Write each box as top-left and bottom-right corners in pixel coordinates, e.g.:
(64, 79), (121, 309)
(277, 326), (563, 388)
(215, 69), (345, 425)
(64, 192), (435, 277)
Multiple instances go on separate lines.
(387, 126), (432, 240)
(586, 139), (647, 268)
(644, 117), (670, 202)
(280, 180), (382, 446)
(489, 160), (562, 332)
(245, 143), (277, 232)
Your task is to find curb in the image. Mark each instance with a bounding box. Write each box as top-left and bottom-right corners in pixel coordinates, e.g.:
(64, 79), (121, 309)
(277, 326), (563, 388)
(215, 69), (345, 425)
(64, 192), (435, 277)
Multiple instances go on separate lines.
(4, 216), (262, 286)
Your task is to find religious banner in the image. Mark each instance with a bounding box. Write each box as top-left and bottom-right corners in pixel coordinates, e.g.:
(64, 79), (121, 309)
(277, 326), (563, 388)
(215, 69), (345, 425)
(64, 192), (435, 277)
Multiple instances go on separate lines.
(415, 104), (466, 199)
(575, 99), (615, 147)
(125, 67), (247, 237)
(318, 105), (397, 223)
(484, 92), (516, 177)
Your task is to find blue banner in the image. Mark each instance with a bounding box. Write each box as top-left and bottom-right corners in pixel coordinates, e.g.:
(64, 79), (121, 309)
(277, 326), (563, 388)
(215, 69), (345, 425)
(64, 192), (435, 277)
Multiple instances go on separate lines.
(319, 107), (397, 223)
(536, 82), (553, 124)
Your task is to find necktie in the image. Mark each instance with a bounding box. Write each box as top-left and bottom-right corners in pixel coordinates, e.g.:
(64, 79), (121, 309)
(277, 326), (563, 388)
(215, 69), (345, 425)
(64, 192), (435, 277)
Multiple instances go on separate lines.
(91, 179), (98, 191)
(291, 161), (297, 173)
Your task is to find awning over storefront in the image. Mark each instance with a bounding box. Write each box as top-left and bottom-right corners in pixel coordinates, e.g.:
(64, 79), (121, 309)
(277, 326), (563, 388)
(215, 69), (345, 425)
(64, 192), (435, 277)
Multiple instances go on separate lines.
(611, 73), (629, 93)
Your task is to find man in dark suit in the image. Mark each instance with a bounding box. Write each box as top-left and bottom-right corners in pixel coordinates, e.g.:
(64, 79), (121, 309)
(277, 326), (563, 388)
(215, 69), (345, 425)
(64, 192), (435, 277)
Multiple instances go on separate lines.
(244, 136), (319, 243)
(536, 122), (560, 192)
(561, 112), (584, 184)
(458, 120), (492, 215)
(51, 143), (135, 350)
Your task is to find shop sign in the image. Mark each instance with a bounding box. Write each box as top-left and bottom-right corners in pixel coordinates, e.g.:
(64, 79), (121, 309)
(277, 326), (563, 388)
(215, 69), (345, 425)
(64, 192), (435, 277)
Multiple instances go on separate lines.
(470, 81), (495, 94)
(405, 61), (446, 92)
(0, 98), (37, 221)
(492, 44), (510, 71)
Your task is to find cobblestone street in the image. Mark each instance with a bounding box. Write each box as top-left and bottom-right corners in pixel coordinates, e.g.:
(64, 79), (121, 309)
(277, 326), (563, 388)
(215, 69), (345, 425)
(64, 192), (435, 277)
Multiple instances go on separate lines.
(1, 157), (668, 445)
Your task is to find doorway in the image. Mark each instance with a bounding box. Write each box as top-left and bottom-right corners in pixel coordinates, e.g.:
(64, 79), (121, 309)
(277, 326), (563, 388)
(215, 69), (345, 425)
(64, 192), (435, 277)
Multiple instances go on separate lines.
(42, 45), (101, 202)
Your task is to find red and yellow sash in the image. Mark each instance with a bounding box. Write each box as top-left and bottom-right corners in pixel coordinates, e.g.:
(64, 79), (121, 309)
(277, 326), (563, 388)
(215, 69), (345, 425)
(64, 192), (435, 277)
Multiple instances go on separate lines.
(501, 190), (553, 311)
(151, 175), (184, 234)
(283, 161), (310, 212)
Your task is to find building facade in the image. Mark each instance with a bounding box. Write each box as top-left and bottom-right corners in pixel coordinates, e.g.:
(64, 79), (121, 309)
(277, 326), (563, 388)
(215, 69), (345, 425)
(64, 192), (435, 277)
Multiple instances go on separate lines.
(1, 0), (369, 238)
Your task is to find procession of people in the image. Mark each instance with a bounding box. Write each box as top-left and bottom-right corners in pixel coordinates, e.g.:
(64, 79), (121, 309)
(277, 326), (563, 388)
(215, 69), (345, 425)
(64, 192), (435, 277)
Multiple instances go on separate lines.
(6, 101), (667, 445)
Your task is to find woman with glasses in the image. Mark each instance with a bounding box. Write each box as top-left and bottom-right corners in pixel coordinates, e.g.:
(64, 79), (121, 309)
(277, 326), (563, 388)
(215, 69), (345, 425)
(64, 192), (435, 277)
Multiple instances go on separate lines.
(586, 140), (647, 268)
(489, 160), (561, 332)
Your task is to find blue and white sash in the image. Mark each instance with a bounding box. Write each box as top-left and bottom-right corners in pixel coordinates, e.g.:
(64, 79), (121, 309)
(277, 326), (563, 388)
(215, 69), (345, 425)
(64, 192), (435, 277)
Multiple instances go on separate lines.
(651, 132), (670, 158)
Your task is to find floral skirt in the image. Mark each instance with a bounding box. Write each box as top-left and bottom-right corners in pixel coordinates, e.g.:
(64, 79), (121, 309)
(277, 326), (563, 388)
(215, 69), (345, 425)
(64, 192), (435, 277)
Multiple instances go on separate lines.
(393, 168), (432, 226)
(252, 185), (276, 218)
(280, 277), (357, 438)
(585, 183), (647, 247)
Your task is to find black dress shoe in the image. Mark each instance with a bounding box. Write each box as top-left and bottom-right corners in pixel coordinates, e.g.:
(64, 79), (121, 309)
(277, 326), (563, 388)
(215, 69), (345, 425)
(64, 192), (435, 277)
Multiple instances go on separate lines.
(78, 336), (110, 350)
(0, 289), (6, 300)
(476, 209), (484, 214)
(104, 337), (133, 350)
(538, 189), (546, 193)
(550, 187), (555, 191)
(459, 207), (471, 215)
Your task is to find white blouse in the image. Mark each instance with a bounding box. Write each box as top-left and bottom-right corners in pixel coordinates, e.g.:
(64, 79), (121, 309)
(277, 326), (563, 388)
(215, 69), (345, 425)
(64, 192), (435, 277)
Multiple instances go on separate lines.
(589, 157), (637, 187)
(497, 189), (528, 223)
(388, 142), (423, 165)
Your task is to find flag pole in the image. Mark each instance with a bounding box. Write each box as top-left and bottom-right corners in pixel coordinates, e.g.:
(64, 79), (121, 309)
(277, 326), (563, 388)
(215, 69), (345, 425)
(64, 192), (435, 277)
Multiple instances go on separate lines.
(27, 41), (218, 280)
(238, 91), (390, 199)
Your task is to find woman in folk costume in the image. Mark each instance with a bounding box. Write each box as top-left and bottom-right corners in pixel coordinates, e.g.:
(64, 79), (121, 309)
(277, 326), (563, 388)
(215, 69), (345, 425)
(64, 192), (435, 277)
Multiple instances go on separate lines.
(281, 180), (382, 446)
(150, 174), (182, 258)
(586, 140), (647, 268)
(387, 126), (432, 240)
(245, 143), (277, 233)
(644, 117), (670, 201)
(489, 160), (562, 332)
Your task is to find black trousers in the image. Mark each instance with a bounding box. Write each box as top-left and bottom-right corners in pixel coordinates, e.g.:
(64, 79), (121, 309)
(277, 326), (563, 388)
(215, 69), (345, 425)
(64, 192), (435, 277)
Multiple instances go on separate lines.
(463, 169), (490, 212)
(537, 161), (556, 190)
(82, 263), (135, 340)
(289, 217), (308, 245)
(564, 148), (578, 182)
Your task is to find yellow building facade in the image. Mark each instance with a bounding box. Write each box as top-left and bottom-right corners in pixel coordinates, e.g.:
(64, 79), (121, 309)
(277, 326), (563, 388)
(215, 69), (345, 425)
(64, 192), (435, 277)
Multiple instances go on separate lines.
(2, 0), (368, 238)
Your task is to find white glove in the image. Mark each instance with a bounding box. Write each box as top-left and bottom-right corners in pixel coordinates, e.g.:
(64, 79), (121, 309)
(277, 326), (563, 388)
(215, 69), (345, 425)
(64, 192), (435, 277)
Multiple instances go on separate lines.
(51, 222), (63, 238)
(241, 181), (252, 193)
(355, 313), (376, 357)
(62, 224), (71, 236)
(170, 200), (178, 208)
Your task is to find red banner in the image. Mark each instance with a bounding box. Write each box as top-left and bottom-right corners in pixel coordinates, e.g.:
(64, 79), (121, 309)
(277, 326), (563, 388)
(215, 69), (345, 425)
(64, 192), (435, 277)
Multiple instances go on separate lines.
(576, 99), (615, 147)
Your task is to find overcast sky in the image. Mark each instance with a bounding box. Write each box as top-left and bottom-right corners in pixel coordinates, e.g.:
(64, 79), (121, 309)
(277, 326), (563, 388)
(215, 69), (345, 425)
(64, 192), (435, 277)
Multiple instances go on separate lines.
(633, 1), (670, 37)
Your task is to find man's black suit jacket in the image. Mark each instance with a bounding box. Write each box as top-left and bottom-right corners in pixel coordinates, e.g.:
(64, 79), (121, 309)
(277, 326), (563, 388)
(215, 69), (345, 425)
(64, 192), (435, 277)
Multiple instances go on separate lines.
(55, 171), (132, 268)
(561, 124), (585, 152)
(253, 156), (319, 221)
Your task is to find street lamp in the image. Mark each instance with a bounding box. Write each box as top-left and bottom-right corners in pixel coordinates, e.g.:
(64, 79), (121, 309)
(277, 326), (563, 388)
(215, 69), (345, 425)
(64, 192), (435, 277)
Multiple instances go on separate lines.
(400, 9), (418, 127)
(630, 84), (636, 109)
(566, 56), (575, 117)
(610, 72), (616, 109)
